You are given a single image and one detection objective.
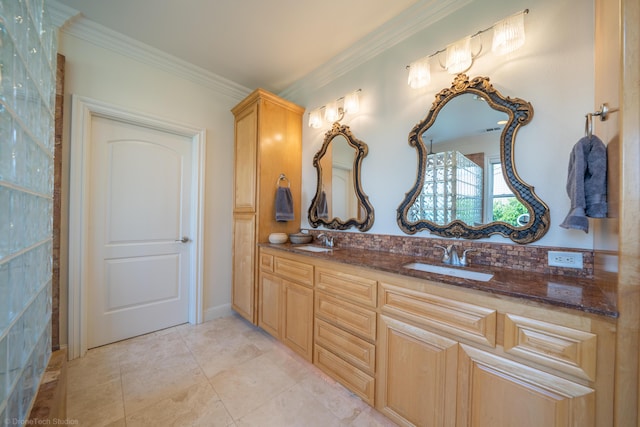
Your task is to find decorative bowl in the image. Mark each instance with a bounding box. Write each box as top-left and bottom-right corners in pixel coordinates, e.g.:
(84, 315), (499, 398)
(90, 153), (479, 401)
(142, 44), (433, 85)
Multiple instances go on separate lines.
(289, 233), (313, 244)
(268, 232), (288, 244)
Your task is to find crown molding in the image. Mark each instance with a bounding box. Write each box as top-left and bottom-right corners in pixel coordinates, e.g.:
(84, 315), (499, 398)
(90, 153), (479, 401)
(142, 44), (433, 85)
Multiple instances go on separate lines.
(47, 0), (469, 102)
(279, 0), (472, 99)
(47, 1), (251, 102)
(47, 0), (78, 28)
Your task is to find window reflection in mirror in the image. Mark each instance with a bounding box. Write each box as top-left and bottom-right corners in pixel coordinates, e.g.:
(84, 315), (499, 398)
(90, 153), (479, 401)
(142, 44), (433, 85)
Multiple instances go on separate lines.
(489, 160), (528, 225)
(410, 93), (527, 227)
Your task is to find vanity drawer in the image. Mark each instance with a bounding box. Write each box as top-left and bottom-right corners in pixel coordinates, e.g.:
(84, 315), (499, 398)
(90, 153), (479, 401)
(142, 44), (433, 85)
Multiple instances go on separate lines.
(315, 267), (377, 308)
(315, 318), (376, 374)
(259, 252), (274, 272)
(315, 291), (376, 341)
(379, 282), (497, 347)
(503, 313), (597, 381)
(273, 256), (313, 287)
(314, 345), (375, 406)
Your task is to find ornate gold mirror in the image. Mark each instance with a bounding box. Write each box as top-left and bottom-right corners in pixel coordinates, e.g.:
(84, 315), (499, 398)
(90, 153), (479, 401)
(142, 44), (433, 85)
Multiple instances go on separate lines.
(397, 74), (549, 243)
(309, 122), (374, 231)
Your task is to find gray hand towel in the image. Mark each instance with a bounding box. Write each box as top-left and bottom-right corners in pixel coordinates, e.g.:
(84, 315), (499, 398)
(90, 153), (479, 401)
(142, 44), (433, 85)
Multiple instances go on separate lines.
(275, 187), (294, 222)
(317, 190), (328, 219)
(560, 135), (607, 232)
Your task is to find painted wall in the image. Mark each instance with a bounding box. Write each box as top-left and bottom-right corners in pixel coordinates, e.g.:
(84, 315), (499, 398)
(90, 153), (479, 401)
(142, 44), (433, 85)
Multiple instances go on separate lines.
(56, 0), (604, 346)
(57, 33), (240, 344)
(292, 0), (601, 249)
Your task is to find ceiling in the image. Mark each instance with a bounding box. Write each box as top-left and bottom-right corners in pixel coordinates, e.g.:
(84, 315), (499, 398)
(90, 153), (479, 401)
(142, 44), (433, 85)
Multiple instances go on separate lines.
(51, 0), (430, 93)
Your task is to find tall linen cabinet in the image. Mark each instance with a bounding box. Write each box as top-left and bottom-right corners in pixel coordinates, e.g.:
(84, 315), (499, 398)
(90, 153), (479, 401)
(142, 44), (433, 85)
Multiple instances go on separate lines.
(231, 89), (304, 324)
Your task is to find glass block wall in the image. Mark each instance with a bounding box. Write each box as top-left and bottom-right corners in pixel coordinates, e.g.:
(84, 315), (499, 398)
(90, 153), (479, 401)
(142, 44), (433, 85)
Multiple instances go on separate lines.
(410, 150), (483, 225)
(0, 0), (57, 423)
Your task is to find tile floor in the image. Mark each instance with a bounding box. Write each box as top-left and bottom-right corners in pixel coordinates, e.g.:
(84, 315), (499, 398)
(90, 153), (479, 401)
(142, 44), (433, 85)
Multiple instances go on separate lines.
(67, 314), (397, 426)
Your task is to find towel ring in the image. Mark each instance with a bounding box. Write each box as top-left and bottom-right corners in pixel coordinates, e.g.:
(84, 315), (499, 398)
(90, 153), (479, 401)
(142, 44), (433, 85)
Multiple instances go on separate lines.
(585, 113), (594, 138)
(585, 103), (619, 138)
(276, 173), (290, 188)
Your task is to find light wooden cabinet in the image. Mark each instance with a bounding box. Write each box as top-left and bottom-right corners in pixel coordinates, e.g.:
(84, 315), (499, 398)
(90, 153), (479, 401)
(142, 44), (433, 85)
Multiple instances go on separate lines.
(377, 313), (598, 427)
(457, 344), (595, 427)
(231, 213), (256, 321)
(282, 279), (314, 360)
(253, 247), (615, 427)
(377, 314), (458, 426)
(313, 266), (378, 406)
(258, 249), (314, 361)
(257, 272), (281, 338)
(377, 278), (614, 427)
(231, 89), (304, 324)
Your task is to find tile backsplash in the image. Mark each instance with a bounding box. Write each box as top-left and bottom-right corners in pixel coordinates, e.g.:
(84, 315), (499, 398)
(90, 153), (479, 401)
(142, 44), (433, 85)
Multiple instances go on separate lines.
(302, 230), (594, 278)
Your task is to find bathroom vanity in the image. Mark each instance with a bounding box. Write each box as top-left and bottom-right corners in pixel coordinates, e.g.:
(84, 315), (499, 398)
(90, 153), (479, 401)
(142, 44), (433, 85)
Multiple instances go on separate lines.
(257, 243), (616, 427)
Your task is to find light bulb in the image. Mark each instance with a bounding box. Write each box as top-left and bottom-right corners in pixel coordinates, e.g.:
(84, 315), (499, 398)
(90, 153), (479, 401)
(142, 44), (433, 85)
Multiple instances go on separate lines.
(407, 58), (431, 89)
(445, 36), (473, 74)
(492, 12), (526, 55)
(343, 90), (360, 114)
(308, 109), (323, 128)
(324, 101), (339, 123)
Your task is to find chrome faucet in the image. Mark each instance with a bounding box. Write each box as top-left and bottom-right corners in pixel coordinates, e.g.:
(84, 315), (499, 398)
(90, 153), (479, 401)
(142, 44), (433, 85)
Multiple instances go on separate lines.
(317, 233), (334, 248)
(434, 245), (476, 267)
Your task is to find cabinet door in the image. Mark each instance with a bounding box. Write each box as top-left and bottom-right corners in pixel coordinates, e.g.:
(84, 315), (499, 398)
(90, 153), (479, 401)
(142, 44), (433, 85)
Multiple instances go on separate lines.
(377, 315), (458, 427)
(282, 280), (314, 362)
(233, 102), (257, 212)
(457, 344), (595, 427)
(231, 213), (256, 323)
(258, 272), (282, 339)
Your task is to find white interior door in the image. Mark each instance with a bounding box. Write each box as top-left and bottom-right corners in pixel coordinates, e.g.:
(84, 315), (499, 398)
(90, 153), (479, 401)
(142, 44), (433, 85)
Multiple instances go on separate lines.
(87, 116), (193, 348)
(332, 167), (356, 220)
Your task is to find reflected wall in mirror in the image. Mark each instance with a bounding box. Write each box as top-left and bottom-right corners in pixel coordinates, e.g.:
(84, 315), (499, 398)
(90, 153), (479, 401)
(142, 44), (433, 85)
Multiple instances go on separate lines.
(309, 122), (374, 231)
(397, 74), (550, 243)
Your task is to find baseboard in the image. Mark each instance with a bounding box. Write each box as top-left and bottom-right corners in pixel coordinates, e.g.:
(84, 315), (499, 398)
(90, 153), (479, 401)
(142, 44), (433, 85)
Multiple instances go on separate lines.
(203, 303), (234, 322)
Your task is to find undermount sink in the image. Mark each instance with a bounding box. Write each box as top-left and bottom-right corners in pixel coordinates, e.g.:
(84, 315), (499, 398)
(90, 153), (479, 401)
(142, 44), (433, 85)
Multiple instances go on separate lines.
(295, 245), (334, 253)
(403, 262), (494, 282)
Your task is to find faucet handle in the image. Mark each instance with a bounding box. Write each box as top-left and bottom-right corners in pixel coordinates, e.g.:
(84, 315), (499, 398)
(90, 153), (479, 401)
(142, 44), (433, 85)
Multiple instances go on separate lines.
(434, 245), (450, 263)
(461, 248), (477, 266)
(317, 233), (334, 248)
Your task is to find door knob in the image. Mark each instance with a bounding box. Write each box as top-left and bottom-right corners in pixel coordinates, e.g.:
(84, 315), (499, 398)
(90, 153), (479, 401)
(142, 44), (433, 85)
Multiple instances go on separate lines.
(175, 236), (190, 243)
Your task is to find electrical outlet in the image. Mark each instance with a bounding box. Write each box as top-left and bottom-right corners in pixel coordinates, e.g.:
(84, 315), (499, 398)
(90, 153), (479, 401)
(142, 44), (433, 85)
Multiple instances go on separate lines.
(548, 251), (583, 269)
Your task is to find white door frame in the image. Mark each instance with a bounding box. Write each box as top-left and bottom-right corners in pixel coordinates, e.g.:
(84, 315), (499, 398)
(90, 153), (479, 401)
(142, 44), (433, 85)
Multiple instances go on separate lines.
(68, 95), (206, 359)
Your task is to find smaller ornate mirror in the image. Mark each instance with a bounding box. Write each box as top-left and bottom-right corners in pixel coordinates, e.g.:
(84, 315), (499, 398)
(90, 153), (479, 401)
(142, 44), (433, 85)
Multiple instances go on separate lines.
(397, 74), (550, 243)
(309, 122), (374, 231)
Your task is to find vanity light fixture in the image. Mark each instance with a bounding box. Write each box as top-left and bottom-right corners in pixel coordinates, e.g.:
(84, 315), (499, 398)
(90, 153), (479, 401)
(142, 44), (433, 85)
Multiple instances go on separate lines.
(343, 90), (360, 115)
(406, 9), (529, 86)
(307, 89), (362, 128)
(324, 101), (340, 123)
(407, 57), (431, 89)
(444, 36), (474, 74)
(308, 109), (323, 129)
(492, 11), (526, 55)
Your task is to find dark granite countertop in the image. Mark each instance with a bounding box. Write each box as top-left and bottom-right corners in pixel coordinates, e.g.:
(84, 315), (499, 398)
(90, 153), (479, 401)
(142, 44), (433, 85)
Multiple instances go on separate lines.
(260, 243), (618, 318)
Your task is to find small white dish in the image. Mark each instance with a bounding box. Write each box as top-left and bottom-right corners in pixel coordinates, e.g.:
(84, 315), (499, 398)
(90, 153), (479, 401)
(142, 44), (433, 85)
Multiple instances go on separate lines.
(268, 232), (288, 244)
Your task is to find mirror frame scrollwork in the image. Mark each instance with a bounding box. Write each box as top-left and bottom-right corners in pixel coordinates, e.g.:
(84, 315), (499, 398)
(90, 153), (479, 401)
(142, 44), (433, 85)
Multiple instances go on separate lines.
(309, 122), (374, 231)
(397, 74), (550, 244)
